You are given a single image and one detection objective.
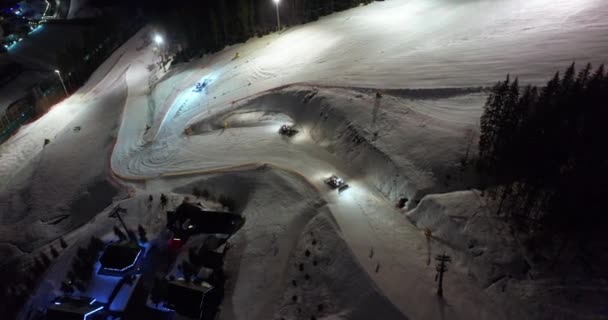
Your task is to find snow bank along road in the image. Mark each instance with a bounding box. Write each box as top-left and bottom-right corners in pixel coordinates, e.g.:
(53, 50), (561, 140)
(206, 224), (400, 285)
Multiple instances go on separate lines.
(1, 0), (607, 319)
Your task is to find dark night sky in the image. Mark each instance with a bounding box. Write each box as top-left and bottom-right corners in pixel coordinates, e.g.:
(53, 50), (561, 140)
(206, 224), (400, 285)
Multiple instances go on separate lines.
(0, 0), (21, 10)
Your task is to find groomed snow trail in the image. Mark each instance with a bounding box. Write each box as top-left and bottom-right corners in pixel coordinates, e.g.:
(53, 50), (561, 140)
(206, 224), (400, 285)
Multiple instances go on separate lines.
(2, 0), (608, 319)
(107, 1), (607, 318)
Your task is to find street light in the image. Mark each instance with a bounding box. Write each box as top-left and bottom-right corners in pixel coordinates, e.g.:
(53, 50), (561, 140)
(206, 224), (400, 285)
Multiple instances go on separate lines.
(54, 69), (68, 97)
(153, 33), (166, 71)
(273, 0), (281, 32)
(153, 34), (164, 46)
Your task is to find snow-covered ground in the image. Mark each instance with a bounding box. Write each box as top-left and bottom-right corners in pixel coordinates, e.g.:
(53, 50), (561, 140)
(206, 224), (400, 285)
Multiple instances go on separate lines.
(2, 0), (608, 319)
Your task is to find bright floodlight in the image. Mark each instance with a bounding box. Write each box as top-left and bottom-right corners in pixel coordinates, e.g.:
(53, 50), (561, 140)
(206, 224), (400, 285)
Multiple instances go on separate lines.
(154, 34), (164, 45)
(273, 0), (281, 31)
(54, 69), (68, 96)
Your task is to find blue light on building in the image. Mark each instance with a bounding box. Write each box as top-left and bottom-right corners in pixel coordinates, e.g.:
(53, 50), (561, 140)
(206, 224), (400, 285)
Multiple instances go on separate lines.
(83, 306), (104, 320)
(28, 24), (44, 35)
(47, 296), (105, 320)
(103, 249), (142, 273)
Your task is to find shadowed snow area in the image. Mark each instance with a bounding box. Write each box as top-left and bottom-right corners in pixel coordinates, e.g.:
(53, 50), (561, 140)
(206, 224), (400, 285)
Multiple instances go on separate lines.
(179, 87), (484, 201)
(274, 212), (406, 320)
(1, 0), (608, 319)
(0, 76), (126, 253)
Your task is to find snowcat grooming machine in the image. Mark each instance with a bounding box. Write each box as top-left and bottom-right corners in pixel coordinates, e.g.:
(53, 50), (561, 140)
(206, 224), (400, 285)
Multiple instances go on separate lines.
(324, 175), (350, 193)
(193, 79), (211, 92)
(278, 124), (299, 137)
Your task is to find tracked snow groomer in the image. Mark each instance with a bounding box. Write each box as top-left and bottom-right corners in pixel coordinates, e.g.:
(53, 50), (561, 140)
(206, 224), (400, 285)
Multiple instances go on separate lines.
(278, 124), (299, 137)
(324, 175), (350, 193)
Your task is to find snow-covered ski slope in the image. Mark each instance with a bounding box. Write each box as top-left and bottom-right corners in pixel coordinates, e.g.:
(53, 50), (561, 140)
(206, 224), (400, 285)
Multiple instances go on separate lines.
(200, 0), (607, 89)
(235, 0), (608, 88)
(104, 1), (607, 319)
(126, 0), (608, 144)
(2, 0), (608, 319)
(111, 0), (608, 182)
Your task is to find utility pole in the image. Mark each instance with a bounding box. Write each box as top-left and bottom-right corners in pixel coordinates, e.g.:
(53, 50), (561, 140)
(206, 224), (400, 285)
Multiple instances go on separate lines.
(109, 206), (129, 237)
(435, 252), (451, 297)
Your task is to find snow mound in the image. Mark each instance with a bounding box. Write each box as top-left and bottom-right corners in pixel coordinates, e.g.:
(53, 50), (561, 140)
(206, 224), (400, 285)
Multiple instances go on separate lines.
(195, 110), (293, 134)
(275, 211), (406, 320)
(175, 166), (326, 319)
(486, 277), (608, 320)
(407, 190), (528, 287)
(187, 86), (483, 202)
(0, 77), (127, 260)
(174, 166), (407, 319)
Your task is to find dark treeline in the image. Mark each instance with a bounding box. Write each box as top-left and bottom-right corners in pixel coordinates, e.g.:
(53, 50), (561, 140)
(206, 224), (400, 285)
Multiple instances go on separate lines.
(55, 15), (143, 91)
(150, 0), (377, 60)
(479, 63), (608, 242)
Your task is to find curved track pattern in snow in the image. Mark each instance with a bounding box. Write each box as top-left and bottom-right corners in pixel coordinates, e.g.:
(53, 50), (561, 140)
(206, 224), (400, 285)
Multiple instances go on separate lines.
(2, 0), (608, 319)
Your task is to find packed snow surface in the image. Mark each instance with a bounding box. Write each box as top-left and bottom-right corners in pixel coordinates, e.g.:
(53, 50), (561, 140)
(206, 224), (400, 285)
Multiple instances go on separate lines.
(2, 0), (608, 319)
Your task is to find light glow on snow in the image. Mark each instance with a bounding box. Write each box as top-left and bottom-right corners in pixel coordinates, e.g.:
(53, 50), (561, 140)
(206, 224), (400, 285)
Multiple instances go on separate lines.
(195, 72), (219, 90)
(289, 129), (311, 144)
(255, 27), (341, 69)
(312, 171), (335, 184)
(335, 181), (361, 202)
(357, 0), (428, 30)
(267, 123), (283, 134)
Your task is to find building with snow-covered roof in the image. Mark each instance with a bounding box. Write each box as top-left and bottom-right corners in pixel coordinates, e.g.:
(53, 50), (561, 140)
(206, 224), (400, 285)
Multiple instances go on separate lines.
(107, 274), (145, 315)
(166, 202), (244, 239)
(166, 279), (221, 320)
(98, 240), (143, 276)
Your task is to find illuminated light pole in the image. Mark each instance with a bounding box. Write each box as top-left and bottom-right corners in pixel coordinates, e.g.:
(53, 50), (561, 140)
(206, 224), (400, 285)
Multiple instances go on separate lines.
(54, 70), (68, 97)
(153, 34), (164, 46)
(273, 0), (281, 32)
(153, 33), (166, 72)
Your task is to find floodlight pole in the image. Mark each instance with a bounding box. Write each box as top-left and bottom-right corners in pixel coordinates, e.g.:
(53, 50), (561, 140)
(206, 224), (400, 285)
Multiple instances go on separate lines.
(154, 34), (166, 72)
(274, 0), (281, 32)
(54, 70), (68, 97)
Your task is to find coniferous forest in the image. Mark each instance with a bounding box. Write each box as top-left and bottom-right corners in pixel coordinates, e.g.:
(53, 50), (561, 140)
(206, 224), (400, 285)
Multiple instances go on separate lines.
(479, 63), (607, 243)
